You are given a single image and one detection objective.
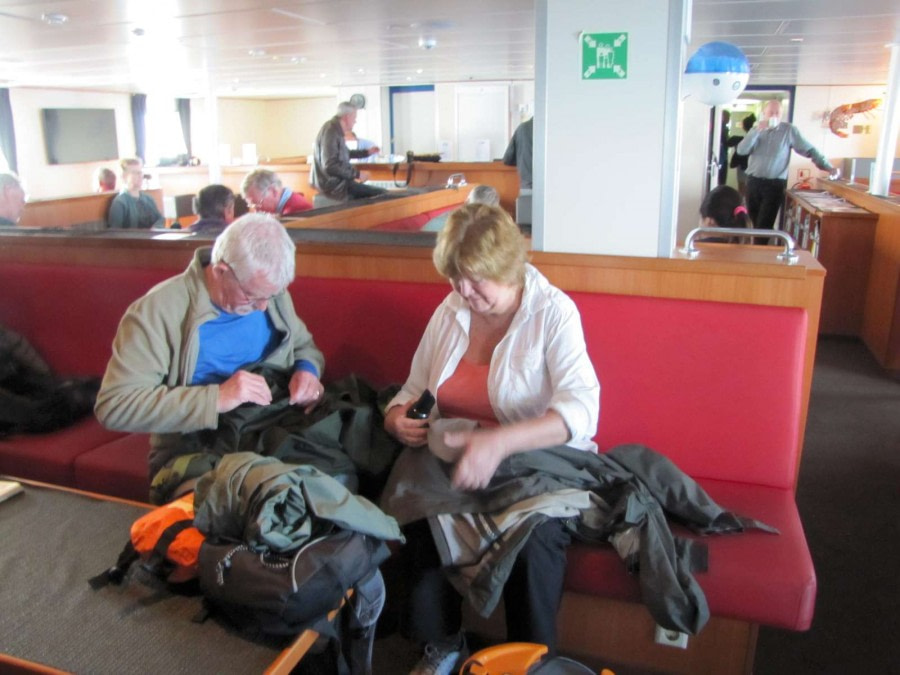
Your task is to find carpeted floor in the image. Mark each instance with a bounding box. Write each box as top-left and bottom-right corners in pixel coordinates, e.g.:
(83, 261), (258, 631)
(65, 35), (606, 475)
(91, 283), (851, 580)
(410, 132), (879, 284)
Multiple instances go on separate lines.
(753, 336), (900, 674)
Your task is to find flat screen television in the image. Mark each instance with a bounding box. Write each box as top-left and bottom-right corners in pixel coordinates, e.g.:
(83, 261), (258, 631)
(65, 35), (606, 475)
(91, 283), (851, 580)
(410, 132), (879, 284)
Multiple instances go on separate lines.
(41, 108), (119, 165)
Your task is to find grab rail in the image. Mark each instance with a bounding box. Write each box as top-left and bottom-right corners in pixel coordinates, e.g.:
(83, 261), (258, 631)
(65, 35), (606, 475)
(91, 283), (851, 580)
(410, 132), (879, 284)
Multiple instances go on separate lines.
(680, 227), (799, 265)
(446, 173), (467, 189)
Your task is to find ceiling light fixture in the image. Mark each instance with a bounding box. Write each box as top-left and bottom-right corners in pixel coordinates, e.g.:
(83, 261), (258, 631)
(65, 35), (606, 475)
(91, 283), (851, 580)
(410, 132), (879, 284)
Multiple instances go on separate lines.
(41, 12), (68, 25)
(248, 49), (266, 57)
(418, 36), (437, 50)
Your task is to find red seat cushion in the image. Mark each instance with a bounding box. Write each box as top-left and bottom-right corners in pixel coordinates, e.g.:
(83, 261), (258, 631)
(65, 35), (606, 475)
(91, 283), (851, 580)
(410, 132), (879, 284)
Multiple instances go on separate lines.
(0, 417), (127, 486)
(564, 478), (816, 631)
(73, 433), (152, 503)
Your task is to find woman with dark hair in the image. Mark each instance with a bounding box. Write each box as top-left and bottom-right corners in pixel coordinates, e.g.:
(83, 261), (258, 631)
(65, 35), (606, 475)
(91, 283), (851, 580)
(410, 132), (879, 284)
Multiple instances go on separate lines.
(699, 185), (752, 244)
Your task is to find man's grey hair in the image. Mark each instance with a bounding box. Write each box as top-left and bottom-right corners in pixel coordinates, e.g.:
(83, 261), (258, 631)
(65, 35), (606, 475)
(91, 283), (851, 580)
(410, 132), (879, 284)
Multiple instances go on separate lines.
(0, 172), (22, 192)
(211, 213), (296, 289)
(337, 101), (357, 117)
(466, 185), (500, 207)
(241, 168), (282, 196)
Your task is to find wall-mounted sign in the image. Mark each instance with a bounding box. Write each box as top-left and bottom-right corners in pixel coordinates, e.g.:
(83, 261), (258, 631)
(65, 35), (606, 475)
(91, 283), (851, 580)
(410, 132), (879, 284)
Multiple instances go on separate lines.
(581, 32), (628, 80)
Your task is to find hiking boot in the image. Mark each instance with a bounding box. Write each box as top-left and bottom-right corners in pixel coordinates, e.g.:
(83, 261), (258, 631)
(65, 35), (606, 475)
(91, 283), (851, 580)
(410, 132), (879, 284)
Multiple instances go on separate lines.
(409, 633), (467, 675)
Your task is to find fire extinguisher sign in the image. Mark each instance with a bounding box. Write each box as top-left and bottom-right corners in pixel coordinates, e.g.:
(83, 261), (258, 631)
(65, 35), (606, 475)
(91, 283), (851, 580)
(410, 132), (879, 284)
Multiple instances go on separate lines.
(581, 32), (628, 80)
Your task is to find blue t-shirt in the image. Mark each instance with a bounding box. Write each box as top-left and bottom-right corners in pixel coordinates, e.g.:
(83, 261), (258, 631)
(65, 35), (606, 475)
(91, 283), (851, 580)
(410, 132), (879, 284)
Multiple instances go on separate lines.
(192, 308), (319, 385)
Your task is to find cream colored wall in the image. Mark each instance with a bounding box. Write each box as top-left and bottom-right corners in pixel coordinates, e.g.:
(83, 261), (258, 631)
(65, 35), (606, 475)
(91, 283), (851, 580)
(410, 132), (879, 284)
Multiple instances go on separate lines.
(788, 85), (894, 184)
(9, 88), (133, 199)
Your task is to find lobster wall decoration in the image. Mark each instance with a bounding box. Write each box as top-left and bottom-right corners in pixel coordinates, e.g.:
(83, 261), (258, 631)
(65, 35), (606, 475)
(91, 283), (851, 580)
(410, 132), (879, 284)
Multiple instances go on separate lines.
(828, 98), (882, 138)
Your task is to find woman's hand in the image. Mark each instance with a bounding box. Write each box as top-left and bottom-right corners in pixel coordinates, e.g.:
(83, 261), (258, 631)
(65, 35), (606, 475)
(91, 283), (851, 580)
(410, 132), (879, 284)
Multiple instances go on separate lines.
(384, 401), (429, 447)
(447, 427), (508, 491)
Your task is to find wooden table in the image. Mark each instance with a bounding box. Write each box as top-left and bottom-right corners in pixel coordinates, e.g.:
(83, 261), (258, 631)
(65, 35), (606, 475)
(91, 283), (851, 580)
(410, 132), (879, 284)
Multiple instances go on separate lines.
(0, 479), (326, 675)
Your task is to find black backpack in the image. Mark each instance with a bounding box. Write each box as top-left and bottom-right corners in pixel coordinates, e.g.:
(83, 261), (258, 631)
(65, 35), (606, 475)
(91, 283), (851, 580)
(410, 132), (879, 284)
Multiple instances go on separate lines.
(198, 529), (390, 674)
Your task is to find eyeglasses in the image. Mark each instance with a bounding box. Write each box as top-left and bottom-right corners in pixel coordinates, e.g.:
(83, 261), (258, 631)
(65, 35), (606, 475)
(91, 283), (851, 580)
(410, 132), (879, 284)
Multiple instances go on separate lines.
(224, 262), (280, 307)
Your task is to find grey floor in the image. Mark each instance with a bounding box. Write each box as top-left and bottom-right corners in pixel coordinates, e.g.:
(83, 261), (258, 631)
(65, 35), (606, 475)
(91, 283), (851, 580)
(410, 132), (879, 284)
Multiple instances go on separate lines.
(354, 336), (900, 675)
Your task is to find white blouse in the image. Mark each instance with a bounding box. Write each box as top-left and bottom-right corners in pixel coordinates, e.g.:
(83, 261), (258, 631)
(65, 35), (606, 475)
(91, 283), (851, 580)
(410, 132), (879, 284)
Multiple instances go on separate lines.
(388, 264), (600, 451)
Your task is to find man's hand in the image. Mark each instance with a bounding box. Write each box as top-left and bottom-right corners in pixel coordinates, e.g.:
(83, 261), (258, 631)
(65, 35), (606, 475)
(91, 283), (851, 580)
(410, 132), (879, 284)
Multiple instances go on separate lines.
(384, 401), (429, 447)
(358, 170), (371, 183)
(367, 146), (380, 156)
(289, 370), (324, 413)
(216, 370), (272, 413)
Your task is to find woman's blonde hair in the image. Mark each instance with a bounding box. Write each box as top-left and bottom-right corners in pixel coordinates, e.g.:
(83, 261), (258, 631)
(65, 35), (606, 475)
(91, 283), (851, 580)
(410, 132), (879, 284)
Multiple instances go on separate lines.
(433, 203), (528, 286)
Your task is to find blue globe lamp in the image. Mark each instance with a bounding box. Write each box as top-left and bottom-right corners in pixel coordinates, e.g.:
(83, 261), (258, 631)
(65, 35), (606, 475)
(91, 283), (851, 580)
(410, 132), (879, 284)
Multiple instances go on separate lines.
(683, 41), (750, 105)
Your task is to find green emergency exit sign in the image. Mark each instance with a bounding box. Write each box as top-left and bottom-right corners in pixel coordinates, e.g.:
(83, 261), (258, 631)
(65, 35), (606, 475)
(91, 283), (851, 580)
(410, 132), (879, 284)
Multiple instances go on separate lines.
(581, 32), (628, 80)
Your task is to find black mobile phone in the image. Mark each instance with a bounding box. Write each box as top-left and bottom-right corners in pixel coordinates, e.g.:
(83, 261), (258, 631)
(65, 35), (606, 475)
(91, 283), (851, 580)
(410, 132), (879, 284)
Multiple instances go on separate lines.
(406, 389), (435, 419)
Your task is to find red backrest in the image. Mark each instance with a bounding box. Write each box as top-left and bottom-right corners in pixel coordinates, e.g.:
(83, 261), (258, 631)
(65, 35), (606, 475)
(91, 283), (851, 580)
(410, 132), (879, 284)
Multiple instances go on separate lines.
(290, 277), (449, 387)
(572, 292), (806, 489)
(0, 262), (178, 377)
(0, 262), (806, 489)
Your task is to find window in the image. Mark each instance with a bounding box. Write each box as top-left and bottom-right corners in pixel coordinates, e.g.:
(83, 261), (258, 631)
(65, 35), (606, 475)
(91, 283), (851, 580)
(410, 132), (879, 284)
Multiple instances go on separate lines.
(145, 97), (187, 167)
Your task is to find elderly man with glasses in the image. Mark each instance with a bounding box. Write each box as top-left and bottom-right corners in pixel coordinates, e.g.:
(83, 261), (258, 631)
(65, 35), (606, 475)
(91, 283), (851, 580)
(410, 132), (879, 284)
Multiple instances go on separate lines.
(241, 168), (313, 216)
(96, 213), (326, 502)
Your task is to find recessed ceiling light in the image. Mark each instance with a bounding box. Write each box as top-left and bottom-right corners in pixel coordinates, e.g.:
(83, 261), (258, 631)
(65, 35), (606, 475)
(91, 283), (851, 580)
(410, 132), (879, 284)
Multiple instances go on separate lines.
(416, 68), (423, 74)
(248, 49), (266, 57)
(41, 12), (68, 25)
(289, 56), (307, 64)
(418, 36), (437, 50)
(790, 37), (804, 42)
(319, 73), (326, 78)
(358, 68), (365, 74)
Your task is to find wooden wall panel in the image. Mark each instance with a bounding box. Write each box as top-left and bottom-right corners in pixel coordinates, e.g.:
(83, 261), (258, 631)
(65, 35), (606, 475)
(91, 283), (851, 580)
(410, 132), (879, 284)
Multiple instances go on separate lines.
(816, 179), (900, 371)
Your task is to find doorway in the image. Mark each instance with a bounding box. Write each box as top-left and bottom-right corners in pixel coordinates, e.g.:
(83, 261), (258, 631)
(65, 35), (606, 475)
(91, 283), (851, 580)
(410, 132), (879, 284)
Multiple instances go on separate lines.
(706, 85), (797, 195)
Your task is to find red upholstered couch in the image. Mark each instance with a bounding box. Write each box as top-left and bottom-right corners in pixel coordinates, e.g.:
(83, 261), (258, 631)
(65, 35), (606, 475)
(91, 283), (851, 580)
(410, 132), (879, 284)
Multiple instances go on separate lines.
(0, 260), (815, 643)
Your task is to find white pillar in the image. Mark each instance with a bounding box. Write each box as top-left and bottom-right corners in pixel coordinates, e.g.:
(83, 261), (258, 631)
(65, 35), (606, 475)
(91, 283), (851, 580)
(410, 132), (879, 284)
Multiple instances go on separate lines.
(533, 0), (689, 257)
(870, 40), (900, 197)
(204, 87), (222, 184)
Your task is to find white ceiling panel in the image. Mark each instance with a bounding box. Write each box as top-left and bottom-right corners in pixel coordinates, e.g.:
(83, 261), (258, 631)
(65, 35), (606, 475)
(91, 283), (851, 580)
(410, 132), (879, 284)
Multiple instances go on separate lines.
(0, 0), (896, 95)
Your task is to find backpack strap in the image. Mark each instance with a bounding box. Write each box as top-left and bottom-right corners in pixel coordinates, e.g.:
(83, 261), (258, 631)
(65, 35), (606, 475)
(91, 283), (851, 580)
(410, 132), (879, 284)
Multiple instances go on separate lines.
(88, 540), (140, 589)
(144, 519), (195, 571)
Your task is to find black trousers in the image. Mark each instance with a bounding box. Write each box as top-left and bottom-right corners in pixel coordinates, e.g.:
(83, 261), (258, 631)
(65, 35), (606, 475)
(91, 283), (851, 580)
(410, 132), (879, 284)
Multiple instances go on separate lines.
(746, 176), (787, 231)
(401, 517), (571, 653)
(347, 181), (387, 200)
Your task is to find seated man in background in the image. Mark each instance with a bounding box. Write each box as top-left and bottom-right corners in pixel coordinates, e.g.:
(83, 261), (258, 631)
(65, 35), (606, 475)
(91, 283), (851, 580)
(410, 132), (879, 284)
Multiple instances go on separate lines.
(421, 185), (501, 232)
(187, 184), (235, 234)
(94, 167), (117, 193)
(95, 213), (326, 502)
(311, 102), (385, 202)
(0, 173), (26, 226)
(241, 168), (312, 216)
(107, 157), (164, 229)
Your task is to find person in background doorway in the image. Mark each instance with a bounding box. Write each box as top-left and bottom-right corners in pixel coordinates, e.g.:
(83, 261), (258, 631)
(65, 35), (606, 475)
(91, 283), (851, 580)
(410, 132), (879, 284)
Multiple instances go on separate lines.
(107, 157), (164, 229)
(699, 185), (752, 243)
(311, 102), (385, 201)
(717, 109), (731, 186)
(0, 173), (26, 226)
(241, 168), (313, 216)
(727, 114), (756, 200)
(187, 184), (236, 235)
(502, 117), (533, 189)
(94, 167), (117, 193)
(736, 100), (836, 232)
